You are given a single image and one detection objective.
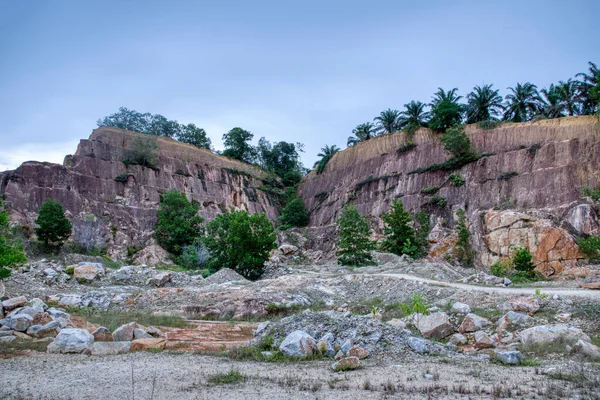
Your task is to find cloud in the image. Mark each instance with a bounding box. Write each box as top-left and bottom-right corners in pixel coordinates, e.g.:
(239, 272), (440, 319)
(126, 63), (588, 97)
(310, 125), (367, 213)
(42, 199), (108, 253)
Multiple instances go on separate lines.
(0, 141), (78, 171)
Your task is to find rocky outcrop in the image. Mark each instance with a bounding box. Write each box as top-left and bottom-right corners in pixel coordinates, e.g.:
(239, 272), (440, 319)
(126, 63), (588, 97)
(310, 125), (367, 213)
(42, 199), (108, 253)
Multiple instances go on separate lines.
(298, 116), (600, 274)
(1, 127), (281, 260)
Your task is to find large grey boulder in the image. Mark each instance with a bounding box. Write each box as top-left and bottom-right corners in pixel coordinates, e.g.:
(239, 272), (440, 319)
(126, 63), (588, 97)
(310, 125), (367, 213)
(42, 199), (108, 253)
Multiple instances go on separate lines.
(147, 272), (171, 287)
(494, 350), (524, 365)
(520, 325), (591, 352)
(450, 302), (471, 314)
(407, 337), (430, 354)
(73, 262), (104, 282)
(572, 339), (600, 361)
(47, 328), (94, 354)
(279, 330), (317, 357)
(13, 306), (45, 319)
(133, 328), (152, 340)
(2, 296), (28, 311)
(0, 314), (34, 332)
(416, 312), (454, 339)
(26, 322), (60, 338)
(497, 311), (532, 332)
(92, 341), (131, 356)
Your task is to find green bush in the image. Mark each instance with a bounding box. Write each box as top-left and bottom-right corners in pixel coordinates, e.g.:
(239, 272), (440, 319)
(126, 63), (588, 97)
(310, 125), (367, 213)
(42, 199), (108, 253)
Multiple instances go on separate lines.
(429, 101), (462, 132)
(177, 242), (211, 269)
(279, 197), (309, 228)
(449, 173), (465, 187)
(381, 200), (419, 257)
(123, 136), (159, 169)
(35, 199), (72, 249)
(513, 248), (535, 277)
(420, 186), (440, 195)
(114, 173), (129, 183)
(582, 186), (600, 201)
(154, 190), (204, 256)
(455, 209), (474, 267)
(497, 171), (518, 180)
(0, 201), (27, 279)
(441, 126), (474, 159)
(490, 260), (512, 277)
(65, 265), (75, 275)
(577, 236), (600, 261)
(336, 205), (375, 266)
(478, 120), (501, 130)
(203, 210), (276, 280)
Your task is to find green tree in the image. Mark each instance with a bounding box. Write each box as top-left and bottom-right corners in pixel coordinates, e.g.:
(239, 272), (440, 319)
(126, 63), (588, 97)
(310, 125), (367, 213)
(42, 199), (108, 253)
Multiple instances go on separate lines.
(203, 210), (276, 280)
(256, 138), (305, 185)
(429, 89), (464, 131)
(414, 211), (430, 258)
(540, 84), (567, 119)
(123, 136), (160, 169)
(374, 109), (401, 134)
(177, 123), (212, 149)
(441, 125), (475, 159)
(503, 82), (542, 122)
(314, 145), (340, 174)
(154, 190), (204, 255)
(381, 200), (418, 257)
(279, 197), (309, 228)
(0, 202), (27, 279)
(399, 101), (430, 129)
(97, 107), (180, 137)
(336, 205), (375, 266)
(513, 247), (535, 278)
(347, 122), (376, 147)
(455, 209), (474, 267)
(35, 199), (72, 249)
(466, 84), (504, 123)
(576, 61), (599, 115)
(222, 127), (256, 163)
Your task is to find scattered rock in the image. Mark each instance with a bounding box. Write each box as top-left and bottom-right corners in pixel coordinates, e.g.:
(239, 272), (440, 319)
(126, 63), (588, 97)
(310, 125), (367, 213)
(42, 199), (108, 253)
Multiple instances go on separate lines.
(459, 313), (491, 333)
(494, 350), (524, 365)
(347, 345), (369, 359)
(449, 333), (467, 345)
(147, 272), (171, 287)
(520, 324), (591, 352)
(112, 322), (137, 342)
(2, 296), (28, 311)
(581, 281), (600, 290)
(204, 268), (248, 285)
(133, 328), (152, 340)
(571, 339), (600, 361)
(92, 341), (131, 356)
(416, 312), (454, 339)
(331, 356), (360, 371)
(0, 314), (34, 332)
(502, 297), (540, 315)
(92, 327), (114, 342)
(26, 323), (60, 338)
(279, 330), (317, 357)
(130, 338), (167, 352)
(474, 331), (494, 349)
(497, 311), (532, 333)
(386, 318), (407, 329)
(450, 302), (471, 314)
(47, 328), (94, 354)
(73, 263), (104, 282)
(407, 337), (430, 354)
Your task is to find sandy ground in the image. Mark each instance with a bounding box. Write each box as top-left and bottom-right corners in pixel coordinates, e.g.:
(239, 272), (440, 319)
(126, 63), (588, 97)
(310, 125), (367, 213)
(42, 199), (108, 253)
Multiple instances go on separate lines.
(1, 351), (598, 400)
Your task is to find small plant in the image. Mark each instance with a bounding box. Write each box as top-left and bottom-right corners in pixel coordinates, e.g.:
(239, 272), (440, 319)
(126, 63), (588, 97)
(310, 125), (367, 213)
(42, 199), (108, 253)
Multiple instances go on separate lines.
(581, 186), (600, 201)
(497, 171), (518, 180)
(448, 173), (465, 187)
(426, 196), (447, 207)
(207, 369), (247, 385)
(400, 294), (429, 317)
(534, 289), (548, 300)
(577, 235), (600, 261)
(527, 143), (541, 156)
(396, 142), (417, 154)
(455, 209), (474, 267)
(420, 186), (440, 195)
(478, 120), (501, 130)
(494, 197), (514, 210)
(114, 173), (129, 183)
(513, 247), (535, 278)
(490, 260), (512, 277)
(65, 265), (75, 275)
(371, 305), (380, 316)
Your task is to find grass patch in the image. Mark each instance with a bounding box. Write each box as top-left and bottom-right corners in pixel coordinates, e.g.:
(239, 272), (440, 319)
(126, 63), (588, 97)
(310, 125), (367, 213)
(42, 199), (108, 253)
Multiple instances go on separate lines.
(396, 142), (417, 154)
(66, 309), (191, 331)
(226, 346), (325, 363)
(408, 153), (483, 175)
(420, 186), (440, 195)
(591, 335), (600, 347)
(207, 369), (247, 385)
(154, 264), (190, 273)
(470, 307), (502, 322)
(521, 357), (541, 367)
(0, 340), (50, 353)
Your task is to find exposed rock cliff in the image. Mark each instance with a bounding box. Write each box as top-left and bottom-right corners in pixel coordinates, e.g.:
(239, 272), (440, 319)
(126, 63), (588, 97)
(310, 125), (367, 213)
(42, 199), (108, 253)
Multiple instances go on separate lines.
(298, 116), (600, 276)
(0, 127), (281, 259)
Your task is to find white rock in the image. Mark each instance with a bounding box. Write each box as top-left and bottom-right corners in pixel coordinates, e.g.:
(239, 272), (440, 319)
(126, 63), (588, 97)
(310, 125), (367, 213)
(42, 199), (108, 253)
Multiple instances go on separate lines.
(47, 328), (94, 354)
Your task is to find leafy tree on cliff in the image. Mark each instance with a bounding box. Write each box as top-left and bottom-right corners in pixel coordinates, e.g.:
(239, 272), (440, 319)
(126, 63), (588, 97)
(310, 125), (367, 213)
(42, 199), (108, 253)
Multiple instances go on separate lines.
(380, 200), (419, 257)
(279, 197), (309, 228)
(429, 88), (464, 131)
(97, 107), (180, 137)
(374, 109), (401, 134)
(154, 190), (204, 256)
(177, 123), (212, 150)
(441, 125), (476, 160)
(0, 201), (27, 279)
(554, 79), (581, 117)
(540, 84), (567, 119)
(203, 210), (276, 280)
(348, 122), (377, 147)
(123, 136), (160, 169)
(399, 101), (430, 129)
(503, 82), (542, 122)
(314, 145), (340, 174)
(465, 84), (504, 123)
(222, 127), (256, 163)
(336, 205), (375, 266)
(576, 61), (600, 115)
(256, 138), (305, 186)
(35, 199), (72, 249)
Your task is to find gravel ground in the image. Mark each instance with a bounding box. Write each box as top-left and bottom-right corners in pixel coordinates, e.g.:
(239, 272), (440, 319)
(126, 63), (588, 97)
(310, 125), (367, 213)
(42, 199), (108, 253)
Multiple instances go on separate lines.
(1, 351), (599, 399)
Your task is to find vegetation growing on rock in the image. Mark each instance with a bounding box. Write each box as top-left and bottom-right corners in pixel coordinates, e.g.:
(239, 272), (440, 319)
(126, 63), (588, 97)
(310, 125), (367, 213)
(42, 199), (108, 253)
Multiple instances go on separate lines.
(0, 201), (26, 279)
(380, 200), (419, 258)
(34, 199), (72, 250)
(455, 209), (474, 267)
(336, 205), (375, 266)
(154, 190), (204, 256)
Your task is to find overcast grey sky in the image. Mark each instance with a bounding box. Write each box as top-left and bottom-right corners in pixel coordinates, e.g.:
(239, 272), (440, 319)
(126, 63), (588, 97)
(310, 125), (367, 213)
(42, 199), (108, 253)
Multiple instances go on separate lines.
(0, 0), (598, 171)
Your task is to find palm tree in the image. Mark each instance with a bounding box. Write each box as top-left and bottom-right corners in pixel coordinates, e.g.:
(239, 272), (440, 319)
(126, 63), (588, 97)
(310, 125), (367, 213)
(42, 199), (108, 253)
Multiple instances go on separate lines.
(576, 62), (599, 115)
(555, 79), (581, 116)
(429, 88), (464, 131)
(430, 88), (462, 109)
(540, 84), (566, 119)
(503, 82), (542, 122)
(398, 101), (430, 128)
(347, 122), (376, 147)
(314, 145), (340, 174)
(465, 84), (504, 123)
(373, 109), (401, 134)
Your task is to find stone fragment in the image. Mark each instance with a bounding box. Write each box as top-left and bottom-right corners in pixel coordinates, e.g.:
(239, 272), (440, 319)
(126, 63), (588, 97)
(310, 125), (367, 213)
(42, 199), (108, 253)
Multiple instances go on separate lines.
(92, 341), (131, 356)
(416, 312), (454, 339)
(502, 297), (540, 315)
(407, 337), (430, 354)
(386, 318), (407, 329)
(112, 322), (137, 342)
(347, 345), (369, 359)
(494, 350), (524, 365)
(47, 308), (70, 319)
(12, 331), (33, 340)
(571, 339), (600, 361)
(331, 356), (360, 371)
(47, 328), (94, 354)
(26, 323), (60, 338)
(279, 330), (317, 357)
(73, 263), (104, 282)
(459, 313), (491, 333)
(130, 338), (166, 352)
(450, 302), (471, 314)
(474, 331), (494, 349)
(2, 296), (28, 311)
(133, 328), (152, 340)
(0, 314), (34, 332)
(92, 327), (114, 342)
(520, 324), (591, 352)
(449, 333), (467, 345)
(581, 282), (600, 290)
(147, 272), (171, 287)
(497, 311), (532, 333)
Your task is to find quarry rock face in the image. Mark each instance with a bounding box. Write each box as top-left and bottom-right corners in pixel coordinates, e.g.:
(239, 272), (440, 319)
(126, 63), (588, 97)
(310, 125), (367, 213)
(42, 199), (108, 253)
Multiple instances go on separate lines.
(0, 127), (281, 260)
(298, 116), (600, 275)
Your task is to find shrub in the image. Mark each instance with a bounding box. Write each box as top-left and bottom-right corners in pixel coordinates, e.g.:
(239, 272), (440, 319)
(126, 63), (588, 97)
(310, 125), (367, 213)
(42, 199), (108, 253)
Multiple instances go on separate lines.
(154, 190), (204, 255)
(35, 199), (72, 249)
(490, 260), (512, 277)
(513, 248), (535, 277)
(177, 242), (211, 270)
(455, 209), (474, 267)
(399, 294), (429, 317)
(429, 101), (462, 132)
(497, 171), (518, 180)
(279, 197), (309, 228)
(582, 186), (600, 201)
(425, 196), (447, 207)
(420, 186), (440, 195)
(441, 126), (474, 159)
(123, 136), (159, 169)
(336, 205), (375, 266)
(0, 201), (27, 279)
(65, 265), (75, 275)
(478, 120), (501, 130)
(381, 200), (419, 257)
(449, 173), (465, 187)
(203, 210), (276, 280)
(577, 236), (600, 261)
(413, 212), (430, 259)
(396, 142), (417, 154)
(114, 173), (129, 183)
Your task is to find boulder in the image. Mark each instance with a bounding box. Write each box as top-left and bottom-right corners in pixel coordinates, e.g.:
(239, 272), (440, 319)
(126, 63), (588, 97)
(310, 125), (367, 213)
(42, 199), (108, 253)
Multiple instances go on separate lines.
(317, 338), (335, 357)
(92, 327), (114, 342)
(520, 324), (591, 352)
(497, 311), (532, 333)
(26, 323), (60, 338)
(581, 281), (600, 290)
(2, 296), (28, 311)
(279, 244), (298, 255)
(29, 298), (48, 311)
(494, 350), (524, 365)
(130, 338), (166, 352)
(331, 356), (360, 371)
(571, 339), (600, 361)
(58, 295), (83, 308)
(133, 328), (152, 340)
(407, 337), (430, 354)
(92, 341), (131, 356)
(112, 322), (137, 342)
(0, 336), (16, 343)
(459, 313), (491, 333)
(347, 345), (369, 359)
(145, 326), (163, 338)
(449, 333), (467, 345)
(13, 331), (33, 340)
(474, 331), (494, 349)
(147, 272), (171, 287)
(502, 297), (540, 315)
(47, 328), (94, 354)
(386, 318), (407, 329)
(416, 312), (454, 339)
(450, 302), (471, 314)
(73, 263), (104, 282)
(13, 306), (45, 319)
(133, 244), (172, 266)
(0, 314), (34, 332)
(279, 330), (317, 357)
(47, 308), (70, 319)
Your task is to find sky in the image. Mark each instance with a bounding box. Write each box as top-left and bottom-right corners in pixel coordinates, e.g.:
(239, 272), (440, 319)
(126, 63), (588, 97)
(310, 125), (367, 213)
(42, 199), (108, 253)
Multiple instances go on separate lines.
(0, 0), (598, 171)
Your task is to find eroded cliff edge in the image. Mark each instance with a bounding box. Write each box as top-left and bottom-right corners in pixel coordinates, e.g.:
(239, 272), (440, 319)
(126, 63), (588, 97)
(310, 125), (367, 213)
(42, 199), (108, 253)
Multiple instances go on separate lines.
(298, 116), (600, 277)
(0, 127), (281, 259)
